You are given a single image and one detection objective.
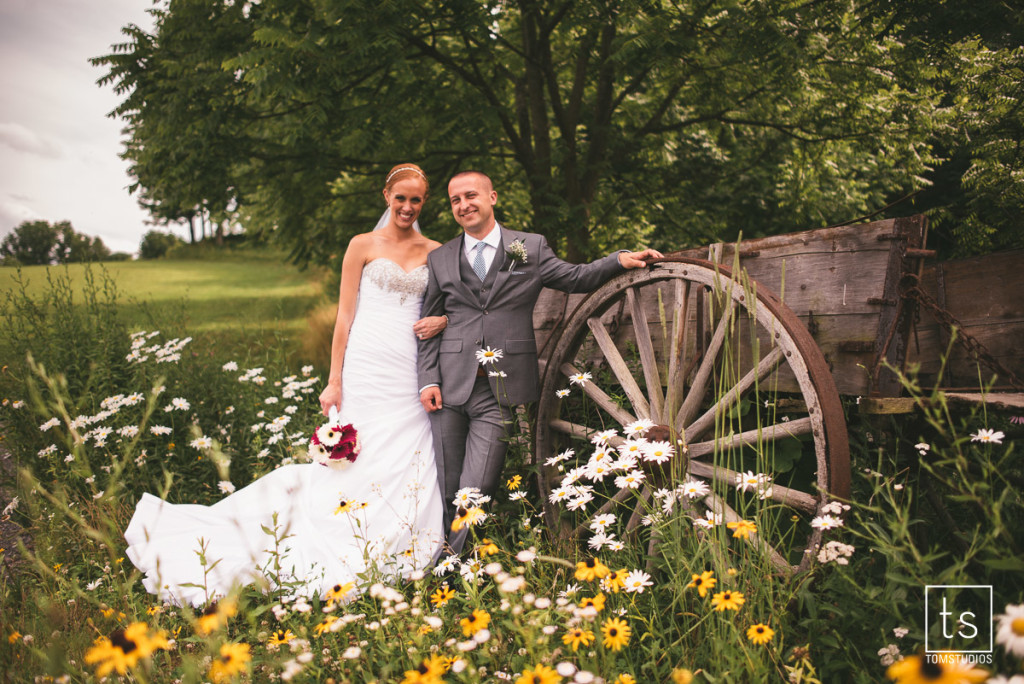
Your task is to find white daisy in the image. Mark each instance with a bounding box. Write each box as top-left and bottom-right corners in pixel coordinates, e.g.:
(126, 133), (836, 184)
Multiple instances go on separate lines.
(569, 371), (592, 386)
(678, 479), (710, 499)
(170, 397), (191, 411)
(622, 569), (653, 593)
(614, 470), (646, 489)
(623, 418), (655, 438)
(996, 603), (1024, 657)
(475, 347), (504, 365)
(555, 389), (571, 398)
(810, 514), (844, 530)
(589, 513), (617, 532)
(971, 428), (1005, 444)
(189, 436), (213, 450)
(218, 480), (236, 494)
(150, 425), (172, 436)
(642, 440), (674, 463)
(433, 555), (459, 576)
(545, 449), (575, 466)
(590, 429), (618, 445)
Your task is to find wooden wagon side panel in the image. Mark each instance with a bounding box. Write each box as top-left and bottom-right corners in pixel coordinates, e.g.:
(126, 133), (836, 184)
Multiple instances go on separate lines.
(907, 249), (1024, 389)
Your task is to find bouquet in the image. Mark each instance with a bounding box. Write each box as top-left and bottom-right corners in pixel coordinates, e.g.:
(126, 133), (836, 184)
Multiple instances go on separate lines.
(307, 406), (361, 470)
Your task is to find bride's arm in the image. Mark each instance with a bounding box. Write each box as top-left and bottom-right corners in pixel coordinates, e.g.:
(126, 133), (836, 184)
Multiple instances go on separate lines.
(318, 236), (370, 415)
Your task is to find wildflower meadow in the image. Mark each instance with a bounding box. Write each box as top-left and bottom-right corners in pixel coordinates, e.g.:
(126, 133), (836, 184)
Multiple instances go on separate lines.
(0, 262), (1021, 683)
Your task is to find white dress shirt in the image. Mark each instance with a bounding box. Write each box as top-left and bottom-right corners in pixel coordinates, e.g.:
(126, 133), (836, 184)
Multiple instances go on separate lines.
(463, 224), (502, 275)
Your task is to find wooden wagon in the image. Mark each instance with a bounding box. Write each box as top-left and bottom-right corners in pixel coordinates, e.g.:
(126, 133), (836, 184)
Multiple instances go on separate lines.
(528, 216), (1024, 572)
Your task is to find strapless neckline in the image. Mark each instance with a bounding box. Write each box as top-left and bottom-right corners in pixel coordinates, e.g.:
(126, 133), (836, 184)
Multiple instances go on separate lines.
(366, 257), (428, 274)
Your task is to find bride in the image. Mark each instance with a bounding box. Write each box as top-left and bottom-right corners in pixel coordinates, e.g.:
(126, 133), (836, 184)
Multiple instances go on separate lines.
(125, 164), (447, 606)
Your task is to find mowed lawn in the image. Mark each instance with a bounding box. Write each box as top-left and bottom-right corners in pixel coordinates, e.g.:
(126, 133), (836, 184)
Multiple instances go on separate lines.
(0, 251), (328, 357)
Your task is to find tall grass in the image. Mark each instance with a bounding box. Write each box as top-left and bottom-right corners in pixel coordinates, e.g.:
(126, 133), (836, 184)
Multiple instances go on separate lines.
(0, 263), (1020, 683)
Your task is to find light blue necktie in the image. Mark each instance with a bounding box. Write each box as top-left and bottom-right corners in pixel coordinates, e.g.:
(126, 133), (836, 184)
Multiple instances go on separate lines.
(472, 242), (488, 281)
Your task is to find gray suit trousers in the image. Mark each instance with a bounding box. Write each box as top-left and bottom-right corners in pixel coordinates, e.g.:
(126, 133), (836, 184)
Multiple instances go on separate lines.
(429, 375), (513, 554)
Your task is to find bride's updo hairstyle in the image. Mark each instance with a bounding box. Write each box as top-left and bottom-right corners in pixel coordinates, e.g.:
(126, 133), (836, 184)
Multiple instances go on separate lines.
(384, 163), (430, 198)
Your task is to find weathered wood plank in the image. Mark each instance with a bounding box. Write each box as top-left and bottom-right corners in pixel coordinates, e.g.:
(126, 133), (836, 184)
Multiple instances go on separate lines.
(908, 249), (1024, 387)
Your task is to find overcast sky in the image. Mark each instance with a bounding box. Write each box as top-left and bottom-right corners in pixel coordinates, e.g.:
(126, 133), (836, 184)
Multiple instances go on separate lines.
(0, 0), (158, 254)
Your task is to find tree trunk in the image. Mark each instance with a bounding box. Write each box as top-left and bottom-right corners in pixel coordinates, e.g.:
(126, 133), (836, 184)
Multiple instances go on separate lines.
(216, 220), (225, 246)
(187, 215), (196, 244)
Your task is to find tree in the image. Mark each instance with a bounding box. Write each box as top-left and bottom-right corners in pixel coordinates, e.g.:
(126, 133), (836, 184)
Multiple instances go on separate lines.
(1, 220), (60, 265)
(1, 220), (113, 265)
(95, 0), (1021, 264)
(139, 229), (185, 259)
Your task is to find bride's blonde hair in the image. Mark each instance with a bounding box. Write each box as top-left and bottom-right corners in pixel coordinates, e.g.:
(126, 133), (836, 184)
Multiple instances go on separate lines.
(384, 163), (429, 197)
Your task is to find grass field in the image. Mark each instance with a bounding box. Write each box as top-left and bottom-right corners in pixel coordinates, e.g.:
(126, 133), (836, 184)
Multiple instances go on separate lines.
(0, 251), (328, 360)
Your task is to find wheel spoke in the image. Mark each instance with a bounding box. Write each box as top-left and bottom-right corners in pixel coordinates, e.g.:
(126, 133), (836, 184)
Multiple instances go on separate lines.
(686, 417), (813, 459)
(587, 316), (651, 419)
(675, 300), (736, 431)
(683, 345), (785, 443)
(687, 459), (818, 513)
(703, 492), (791, 572)
(626, 286), (665, 421)
(549, 418), (608, 443)
(664, 279), (691, 422)
(560, 362), (636, 427)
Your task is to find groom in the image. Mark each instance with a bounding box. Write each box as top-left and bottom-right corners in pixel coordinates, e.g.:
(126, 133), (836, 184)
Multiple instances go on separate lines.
(417, 170), (662, 552)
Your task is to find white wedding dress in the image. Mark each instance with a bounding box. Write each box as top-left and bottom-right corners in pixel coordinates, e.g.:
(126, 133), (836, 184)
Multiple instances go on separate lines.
(125, 259), (444, 606)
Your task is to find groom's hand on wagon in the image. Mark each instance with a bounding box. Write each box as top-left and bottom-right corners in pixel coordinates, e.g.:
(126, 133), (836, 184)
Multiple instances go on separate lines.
(618, 248), (664, 269)
(420, 386), (443, 413)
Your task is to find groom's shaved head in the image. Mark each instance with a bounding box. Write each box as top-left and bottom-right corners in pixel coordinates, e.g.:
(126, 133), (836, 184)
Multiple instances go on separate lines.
(450, 170), (493, 192)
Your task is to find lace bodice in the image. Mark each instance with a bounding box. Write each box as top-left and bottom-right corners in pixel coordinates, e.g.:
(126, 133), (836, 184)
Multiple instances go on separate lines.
(362, 258), (428, 305)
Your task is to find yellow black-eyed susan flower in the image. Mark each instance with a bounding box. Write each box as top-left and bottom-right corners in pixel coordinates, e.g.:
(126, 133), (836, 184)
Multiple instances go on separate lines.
(451, 506), (487, 531)
(195, 599), (237, 635)
(313, 616), (338, 637)
(562, 627), (595, 652)
(671, 669), (694, 684)
(726, 519), (757, 539)
(515, 664), (561, 684)
(686, 570), (716, 598)
(575, 557), (610, 582)
(431, 583), (455, 607)
(578, 592), (606, 612)
(711, 590), (746, 612)
(506, 475), (522, 490)
(208, 642), (251, 683)
(400, 654), (447, 684)
(326, 581), (355, 605)
(746, 623), (775, 644)
(615, 675), (637, 684)
(601, 568), (627, 594)
(601, 616), (632, 651)
(84, 622), (170, 677)
(268, 629), (295, 647)
(886, 652), (988, 684)
(460, 608), (491, 636)
(477, 539), (500, 557)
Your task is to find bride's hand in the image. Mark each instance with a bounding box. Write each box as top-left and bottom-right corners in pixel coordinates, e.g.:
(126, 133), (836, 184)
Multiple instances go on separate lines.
(413, 314), (448, 341)
(318, 383), (341, 416)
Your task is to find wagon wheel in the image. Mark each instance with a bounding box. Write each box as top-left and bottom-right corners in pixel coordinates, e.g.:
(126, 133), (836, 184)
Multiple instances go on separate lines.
(534, 258), (850, 573)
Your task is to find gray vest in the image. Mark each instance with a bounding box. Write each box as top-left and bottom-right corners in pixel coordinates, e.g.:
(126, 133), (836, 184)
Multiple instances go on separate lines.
(459, 241), (504, 303)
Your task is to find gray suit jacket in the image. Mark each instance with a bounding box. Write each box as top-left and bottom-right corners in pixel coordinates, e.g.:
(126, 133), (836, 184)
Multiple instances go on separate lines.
(417, 226), (624, 406)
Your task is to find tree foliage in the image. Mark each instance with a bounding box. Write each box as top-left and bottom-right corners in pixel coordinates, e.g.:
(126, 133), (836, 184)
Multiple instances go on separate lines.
(138, 230), (186, 259)
(1, 221), (113, 266)
(94, 0), (1024, 264)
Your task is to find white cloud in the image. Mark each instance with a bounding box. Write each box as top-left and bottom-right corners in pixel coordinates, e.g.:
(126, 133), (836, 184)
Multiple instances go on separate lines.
(0, 0), (155, 254)
(0, 123), (63, 159)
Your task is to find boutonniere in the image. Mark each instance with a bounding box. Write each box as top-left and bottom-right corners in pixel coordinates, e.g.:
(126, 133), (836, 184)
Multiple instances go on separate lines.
(505, 239), (528, 269)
